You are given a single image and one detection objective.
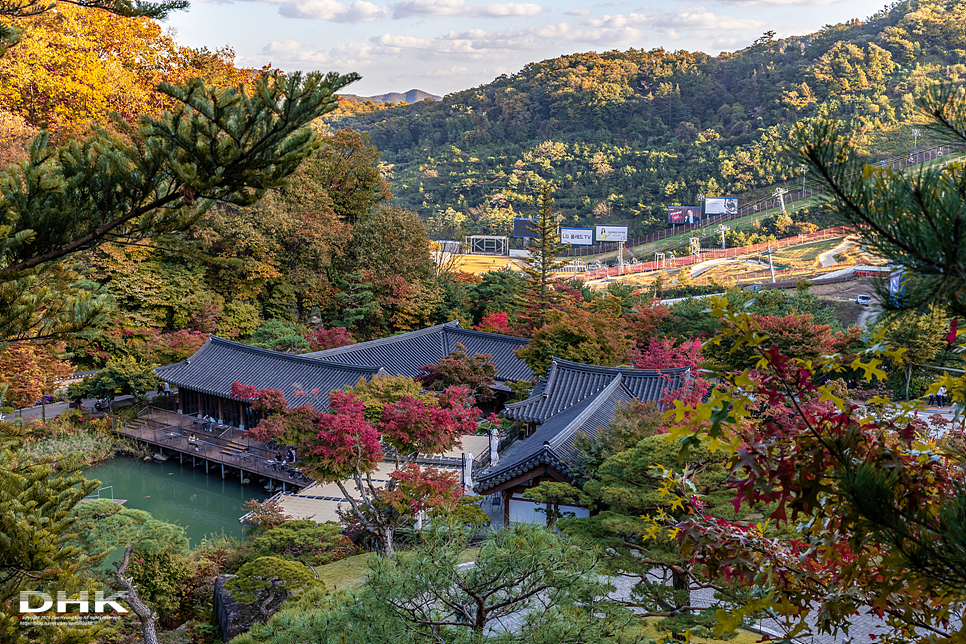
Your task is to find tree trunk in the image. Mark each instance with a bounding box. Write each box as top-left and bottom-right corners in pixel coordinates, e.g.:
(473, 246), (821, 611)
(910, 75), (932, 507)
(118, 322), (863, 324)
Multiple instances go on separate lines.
(905, 365), (912, 402)
(377, 526), (395, 557)
(114, 545), (159, 644)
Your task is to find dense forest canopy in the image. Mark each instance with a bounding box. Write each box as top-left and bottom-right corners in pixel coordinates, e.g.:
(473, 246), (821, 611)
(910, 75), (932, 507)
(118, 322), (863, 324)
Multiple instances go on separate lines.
(324, 0), (966, 239)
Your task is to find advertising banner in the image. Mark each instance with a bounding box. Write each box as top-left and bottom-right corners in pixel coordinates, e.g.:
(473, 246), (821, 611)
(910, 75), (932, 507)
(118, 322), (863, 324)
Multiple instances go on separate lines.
(704, 197), (738, 215)
(512, 218), (537, 238)
(595, 225), (629, 242)
(560, 227), (594, 245)
(667, 206), (701, 224)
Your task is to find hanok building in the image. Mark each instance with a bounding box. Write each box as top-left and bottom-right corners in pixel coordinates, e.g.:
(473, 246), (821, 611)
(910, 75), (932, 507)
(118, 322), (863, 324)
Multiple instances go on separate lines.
(474, 358), (691, 525)
(157, 320), (533, 427)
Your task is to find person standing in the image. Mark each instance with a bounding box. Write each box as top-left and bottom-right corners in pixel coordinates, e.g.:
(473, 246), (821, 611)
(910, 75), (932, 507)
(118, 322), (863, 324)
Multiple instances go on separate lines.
(938, 385), (947, 408)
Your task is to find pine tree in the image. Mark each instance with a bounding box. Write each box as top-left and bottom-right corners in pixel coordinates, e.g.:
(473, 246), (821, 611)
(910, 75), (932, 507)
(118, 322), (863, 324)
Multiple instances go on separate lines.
(794, 82), (966, 316)
(0, 70), (359, 343)
(517, 183), (569, 330)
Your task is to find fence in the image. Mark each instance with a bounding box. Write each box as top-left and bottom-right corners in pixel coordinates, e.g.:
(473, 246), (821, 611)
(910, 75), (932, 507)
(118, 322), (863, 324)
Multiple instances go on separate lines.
(565, 141), (960, 258)
(571, 226), (853, 282)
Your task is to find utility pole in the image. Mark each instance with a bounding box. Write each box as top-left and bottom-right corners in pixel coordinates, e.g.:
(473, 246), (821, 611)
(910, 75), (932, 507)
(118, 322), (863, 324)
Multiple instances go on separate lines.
(715, 224), (729, 250)
(766, 246), (776, 283)
(773, 187), (788, 213)
(800, 163), (807, 199)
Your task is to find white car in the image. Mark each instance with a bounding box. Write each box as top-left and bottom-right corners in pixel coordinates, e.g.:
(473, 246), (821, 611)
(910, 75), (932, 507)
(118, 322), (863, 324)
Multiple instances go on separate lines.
(856, 294), (872, 306)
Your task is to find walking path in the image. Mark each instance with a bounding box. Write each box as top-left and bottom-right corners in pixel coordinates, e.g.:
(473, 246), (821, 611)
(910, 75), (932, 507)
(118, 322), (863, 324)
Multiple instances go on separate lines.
(818, 239), (856, 267)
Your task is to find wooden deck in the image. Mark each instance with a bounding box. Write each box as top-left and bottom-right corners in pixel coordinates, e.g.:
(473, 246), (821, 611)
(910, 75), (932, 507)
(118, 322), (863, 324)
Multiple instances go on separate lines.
(115, 407), (311, 491)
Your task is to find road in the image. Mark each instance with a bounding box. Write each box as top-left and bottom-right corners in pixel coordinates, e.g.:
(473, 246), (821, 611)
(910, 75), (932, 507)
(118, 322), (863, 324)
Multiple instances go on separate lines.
(2, 390), (170, 422)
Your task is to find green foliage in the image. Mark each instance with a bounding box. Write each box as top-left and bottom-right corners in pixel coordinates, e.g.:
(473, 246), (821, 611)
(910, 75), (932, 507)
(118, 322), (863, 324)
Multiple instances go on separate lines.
(234, 522), (640, 644)
(347, 374), (433, 423)
(521, 482), (595, 529)
(69, 499), (189, 565)
(248, 319), (310, 353)
(67, 355), (158, 402)
(324, 2), (966, 241)
(569, 400), (664, 485)
(0, 422), (102, 644)
(515, 307), (632, 377)
(0, 68), (359, 344)
(251, 520), (358, 567)
(559, 434), (749, 634)
(225, 556), (323, 605)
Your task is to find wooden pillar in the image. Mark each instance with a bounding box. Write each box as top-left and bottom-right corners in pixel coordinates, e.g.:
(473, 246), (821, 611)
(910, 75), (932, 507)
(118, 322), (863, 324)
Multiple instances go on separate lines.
(221, 463), (225, 479)
(178, 389), (183, 412)
(205, 459), (209, 473)
(218, 397), (223, 422)
(197, 391), (202, 416)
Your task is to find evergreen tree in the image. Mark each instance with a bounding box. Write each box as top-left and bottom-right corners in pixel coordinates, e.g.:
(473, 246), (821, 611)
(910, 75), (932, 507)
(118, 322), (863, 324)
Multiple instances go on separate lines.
(794, 83), (966, 317)
(517, 183), (569, 330)
(0, 63), (359, 344)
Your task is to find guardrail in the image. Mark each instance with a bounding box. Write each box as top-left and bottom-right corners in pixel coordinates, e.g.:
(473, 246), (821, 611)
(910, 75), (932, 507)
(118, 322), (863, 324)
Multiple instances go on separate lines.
(566, 141), (961, 257)
(572, 226), (853, 282)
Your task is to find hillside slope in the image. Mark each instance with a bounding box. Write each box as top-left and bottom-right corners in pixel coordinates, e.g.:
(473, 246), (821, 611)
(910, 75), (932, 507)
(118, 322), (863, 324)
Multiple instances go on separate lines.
(324, 0), (966, 240)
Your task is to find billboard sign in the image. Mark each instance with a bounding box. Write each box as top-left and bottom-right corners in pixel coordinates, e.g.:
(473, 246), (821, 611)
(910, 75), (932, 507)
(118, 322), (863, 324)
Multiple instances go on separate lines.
(668, 206), (701, 224)
(512, 218), (537, 238)
(595, 225), (628, 242)
(705, 197), (738, 215)
(560, 227), (594, 245)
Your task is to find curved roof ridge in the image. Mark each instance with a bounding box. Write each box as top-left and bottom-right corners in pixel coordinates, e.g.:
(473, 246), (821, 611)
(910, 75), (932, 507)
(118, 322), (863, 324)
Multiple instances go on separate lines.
(445, 326), (531, 344)
(546, 376), (624, 451)
(302, 320), (460, 359)
(203, 335), (378, 372)
(548, 356), (691, 377)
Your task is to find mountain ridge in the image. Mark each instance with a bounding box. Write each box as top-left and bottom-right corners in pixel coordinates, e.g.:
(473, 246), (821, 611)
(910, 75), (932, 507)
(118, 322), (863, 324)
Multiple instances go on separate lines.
(324, 0), (966, 242)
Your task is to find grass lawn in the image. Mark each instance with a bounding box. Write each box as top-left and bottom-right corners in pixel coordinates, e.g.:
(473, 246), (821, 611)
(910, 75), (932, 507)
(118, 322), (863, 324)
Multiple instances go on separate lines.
(627, 617), (768, 644)
(316, 546), (482, 592)
(771, 237), (845, 266)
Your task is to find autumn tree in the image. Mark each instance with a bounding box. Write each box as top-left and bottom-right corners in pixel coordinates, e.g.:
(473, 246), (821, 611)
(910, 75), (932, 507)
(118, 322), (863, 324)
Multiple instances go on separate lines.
(239, 384), (479, 555)
(515, 307), (632, 377)
(416, 343), (497, 403)
(664, 296), (966, 643)
(0, 66), (360, 345)
(0, 342), (73, 409)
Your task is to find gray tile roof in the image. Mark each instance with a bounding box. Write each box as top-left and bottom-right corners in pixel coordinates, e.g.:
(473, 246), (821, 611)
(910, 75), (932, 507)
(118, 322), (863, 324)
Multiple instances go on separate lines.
(156, 336), (380, 409)
(304, 320), (533, 382)
(475, 377), (636, 493)
(503, 358), (690, 423)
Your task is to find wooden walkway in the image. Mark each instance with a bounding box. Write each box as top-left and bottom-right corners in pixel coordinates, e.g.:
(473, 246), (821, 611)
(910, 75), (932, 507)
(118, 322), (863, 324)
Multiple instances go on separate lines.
(115, 407), (312, 491)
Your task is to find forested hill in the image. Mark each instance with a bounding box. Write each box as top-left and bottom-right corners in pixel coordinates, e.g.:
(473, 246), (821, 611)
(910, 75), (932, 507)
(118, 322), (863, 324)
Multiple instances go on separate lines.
(324, 0), (966, 240)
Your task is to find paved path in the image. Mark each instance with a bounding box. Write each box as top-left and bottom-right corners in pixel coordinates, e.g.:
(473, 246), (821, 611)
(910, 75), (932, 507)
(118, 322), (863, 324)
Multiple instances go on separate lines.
(818, 239), (856, 267)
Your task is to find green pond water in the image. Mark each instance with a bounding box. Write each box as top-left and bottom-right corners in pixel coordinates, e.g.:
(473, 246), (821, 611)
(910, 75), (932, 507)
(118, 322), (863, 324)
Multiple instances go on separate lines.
(82, 456), (269, 548)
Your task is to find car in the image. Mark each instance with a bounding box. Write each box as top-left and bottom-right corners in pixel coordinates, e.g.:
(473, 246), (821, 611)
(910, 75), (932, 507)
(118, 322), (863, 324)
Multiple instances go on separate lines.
(856, 294), (872, 306)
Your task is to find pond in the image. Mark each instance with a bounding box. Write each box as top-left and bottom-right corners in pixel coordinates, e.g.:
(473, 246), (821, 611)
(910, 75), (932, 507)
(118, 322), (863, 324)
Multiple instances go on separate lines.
(82, 456), (270, 548)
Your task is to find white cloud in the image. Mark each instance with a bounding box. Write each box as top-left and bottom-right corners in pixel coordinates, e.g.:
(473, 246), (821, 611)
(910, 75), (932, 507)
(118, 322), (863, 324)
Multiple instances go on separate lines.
(392, 0), (545, 19)
(370, 21), (643, 60)
(715, 0), (838, 5)
(277, 0), (387, 21)
(260, 39), (376, 69)
(585, 7), (764, 34)
(565, 8), (590, 15)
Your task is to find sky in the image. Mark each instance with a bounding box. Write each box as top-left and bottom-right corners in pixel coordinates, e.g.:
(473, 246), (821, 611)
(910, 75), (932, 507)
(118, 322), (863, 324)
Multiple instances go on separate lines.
(164, 0), (891, 98)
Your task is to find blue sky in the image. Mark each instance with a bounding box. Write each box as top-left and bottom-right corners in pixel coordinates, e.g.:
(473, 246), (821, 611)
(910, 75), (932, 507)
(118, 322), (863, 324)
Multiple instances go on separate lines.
(165, 0), (890, 97)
